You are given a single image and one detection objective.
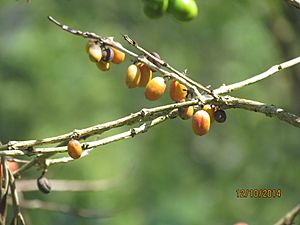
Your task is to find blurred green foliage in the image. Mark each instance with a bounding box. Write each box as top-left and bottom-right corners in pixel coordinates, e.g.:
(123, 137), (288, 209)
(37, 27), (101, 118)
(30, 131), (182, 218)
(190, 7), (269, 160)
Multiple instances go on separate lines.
(0, 0), (299, 225)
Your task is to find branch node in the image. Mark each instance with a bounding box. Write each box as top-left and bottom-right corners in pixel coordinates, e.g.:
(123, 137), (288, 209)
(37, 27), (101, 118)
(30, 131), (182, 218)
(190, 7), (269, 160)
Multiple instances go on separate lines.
(7, 141), (17, 150)
(141, 109), (150, 117)
(130, 128), (137, 137)
(71, 130), (80, 139)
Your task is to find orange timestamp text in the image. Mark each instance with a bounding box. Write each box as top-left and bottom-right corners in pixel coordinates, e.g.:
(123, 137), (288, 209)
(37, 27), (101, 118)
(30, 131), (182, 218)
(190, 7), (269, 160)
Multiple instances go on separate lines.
(236, 189), (281, 198)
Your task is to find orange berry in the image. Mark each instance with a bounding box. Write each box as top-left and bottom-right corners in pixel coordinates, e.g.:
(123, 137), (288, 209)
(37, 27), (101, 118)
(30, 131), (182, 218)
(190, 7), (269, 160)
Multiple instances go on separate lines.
(192, 110), (211, 136)
(138, 63), (153, 87)
(144, 77), (166, 101)
(88, 44), (102, 62)
(203, 104), (215, 122)
(125, 64), (141, 88)
(111, 47), (125, 64)
(169, 79), (187, 102)
(0, 161), (19, 177)
(67, 139), (83, 159)
(178, 105), (194, 120)
(96, 60), (110, 71)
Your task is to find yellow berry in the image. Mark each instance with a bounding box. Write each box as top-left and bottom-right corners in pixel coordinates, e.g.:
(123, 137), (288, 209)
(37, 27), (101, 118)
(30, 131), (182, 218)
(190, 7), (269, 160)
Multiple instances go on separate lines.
(96, 60), (110, 71)
(125, 64), (141, 88)
(203, 104), (215, 122)
(169, 79), (187, 102)
(111, 47), (125, 64)
(178, 100), (194, 120)
(144, 77), (166, 101)
(138, 63), (153, 87)
(88, 44), (102, 62)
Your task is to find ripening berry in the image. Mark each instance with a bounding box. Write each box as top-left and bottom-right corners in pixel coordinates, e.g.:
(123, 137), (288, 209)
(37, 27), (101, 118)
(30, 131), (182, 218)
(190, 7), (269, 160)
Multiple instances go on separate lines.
(67, 139), (83, 159)
(88, 44), (102, 62)
(111, 47), (125, 64)
(144, 77), (166, 101)
(203, 104), (215, 122)
(97, 60), (110, 71)
(234, 223), (248, 225)
(192, 110), (210, 136)
(169, 79), (187, 102)
(138, 63), (153, 87)
(214, 109), (227, 123)
(178, 104), (194, 120)
(125, 64), (141, 88)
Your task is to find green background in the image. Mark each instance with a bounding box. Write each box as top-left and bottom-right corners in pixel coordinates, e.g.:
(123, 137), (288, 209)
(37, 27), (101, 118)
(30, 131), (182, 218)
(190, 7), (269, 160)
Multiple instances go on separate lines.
(0, 0), (299, 224)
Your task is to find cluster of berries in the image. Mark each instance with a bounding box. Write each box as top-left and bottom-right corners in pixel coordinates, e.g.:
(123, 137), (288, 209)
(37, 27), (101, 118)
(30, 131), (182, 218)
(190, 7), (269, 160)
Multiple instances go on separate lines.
(143, 0), (198, 21)
(73, 39), (228, 160)
(86, 39), (126, 71)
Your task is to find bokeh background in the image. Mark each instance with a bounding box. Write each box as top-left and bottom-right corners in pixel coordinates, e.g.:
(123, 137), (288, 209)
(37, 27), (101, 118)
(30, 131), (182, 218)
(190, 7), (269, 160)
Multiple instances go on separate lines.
(0, 0), (300, 224)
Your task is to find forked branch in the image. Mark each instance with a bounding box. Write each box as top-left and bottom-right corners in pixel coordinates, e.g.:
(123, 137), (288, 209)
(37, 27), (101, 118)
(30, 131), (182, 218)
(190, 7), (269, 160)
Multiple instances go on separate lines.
(0, 16), (298, 178)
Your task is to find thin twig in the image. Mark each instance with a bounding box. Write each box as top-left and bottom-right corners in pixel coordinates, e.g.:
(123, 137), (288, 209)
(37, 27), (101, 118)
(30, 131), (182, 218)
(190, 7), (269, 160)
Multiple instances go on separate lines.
(0, 157), (9, 225)
(274, 204), (300, 225)
(47, 16), (207, 100)
(213, 56), (300, 95)
(123, 34), (212, 95)
(7, 169), (26, 225)
(12, 141), (68, 178)
(5, 115), (169, 155)
(11, 114), (171, 176)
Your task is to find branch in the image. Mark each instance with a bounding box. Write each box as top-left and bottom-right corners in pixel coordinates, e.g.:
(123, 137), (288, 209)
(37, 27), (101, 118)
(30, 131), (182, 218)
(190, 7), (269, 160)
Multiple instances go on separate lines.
(0, 99), (199, 152)
(12, 115), (169, 156)
(274, 204), (300, 225)
(0, 15), (298, 183)
(122, 34), (212, 95)
(213, 56), (300, 95)
(47, 16), (211, 100)
(7, 168), (26, 225)
(0, 157), (9, 225)
(9, 114), (171, 176)
(214, 96), (300, 128)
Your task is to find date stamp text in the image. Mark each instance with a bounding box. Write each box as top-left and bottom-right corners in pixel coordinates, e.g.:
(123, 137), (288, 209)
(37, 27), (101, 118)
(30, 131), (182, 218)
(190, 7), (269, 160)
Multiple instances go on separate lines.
(236, 189), (281, 198)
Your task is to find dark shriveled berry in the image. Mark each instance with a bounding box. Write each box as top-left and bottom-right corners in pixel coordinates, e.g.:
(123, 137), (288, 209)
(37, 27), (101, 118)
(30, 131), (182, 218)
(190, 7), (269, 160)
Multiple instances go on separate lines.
(37, 176), (51, 194)
(102, 47), (115, 62)
(214, 109), (227, 123)
(148, 52), (161, 68)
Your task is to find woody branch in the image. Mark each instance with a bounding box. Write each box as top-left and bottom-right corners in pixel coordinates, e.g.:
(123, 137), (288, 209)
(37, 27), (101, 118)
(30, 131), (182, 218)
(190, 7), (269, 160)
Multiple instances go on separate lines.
(0, 16), (298, 179)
